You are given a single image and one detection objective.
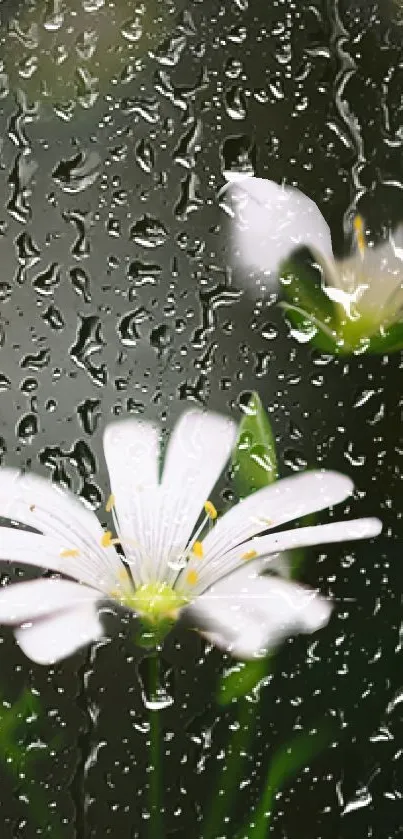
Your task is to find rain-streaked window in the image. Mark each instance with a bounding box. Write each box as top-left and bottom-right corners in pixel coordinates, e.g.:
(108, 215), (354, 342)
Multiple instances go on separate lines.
(0, 1), (401, 837)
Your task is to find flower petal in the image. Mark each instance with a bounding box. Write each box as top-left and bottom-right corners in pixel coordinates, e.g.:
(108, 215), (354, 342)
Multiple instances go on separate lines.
(186, 565), (331, 659)
(0, 527), (125, 593)
(186, 517), (382, 591)
(103, 419), (160, 583)
(0, 578), (100, 624)
(222, 176), (333, 283)
(153, 411), (237, 582)
(179, 470), (353, 594)
(0, 469), (123, 591)
(15, 604), (103, 664)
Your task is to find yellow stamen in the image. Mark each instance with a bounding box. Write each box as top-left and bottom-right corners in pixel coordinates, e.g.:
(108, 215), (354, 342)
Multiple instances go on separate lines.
(241, 549), (258, 561)
(101, 531), (121, 548)
(353, 215), (366, 256)
(60, 548), (80, 558)
(101, 531), (113, 547)
(186, 569), (199, 586)
(204, 500), (217, 520)
(192, 541), (204, 558)
(105, 493), (115, 512)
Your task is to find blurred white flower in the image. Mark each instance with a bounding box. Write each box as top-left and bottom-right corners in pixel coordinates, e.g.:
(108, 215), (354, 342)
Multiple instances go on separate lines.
(0, 411), (381, 664)
(223, 174), (403, 351)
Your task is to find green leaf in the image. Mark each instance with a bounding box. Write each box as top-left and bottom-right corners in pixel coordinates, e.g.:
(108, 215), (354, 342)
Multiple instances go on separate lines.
(232, 392), (278, 498)
(280, 249), (336, 319)
(366, 320), (403, 354)
(280, 301), (339, 353)
(279, 249), (342, 353)
(217, 657), (272, 706)
(239, 723), (333, 839)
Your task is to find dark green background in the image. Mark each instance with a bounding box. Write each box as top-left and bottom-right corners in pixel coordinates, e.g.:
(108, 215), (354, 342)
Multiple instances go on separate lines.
(0, 0), (402, 836)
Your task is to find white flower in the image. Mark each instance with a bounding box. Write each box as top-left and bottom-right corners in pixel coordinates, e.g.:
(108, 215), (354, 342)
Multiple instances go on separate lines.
(220, 173), (333, 289)
(0, 411), (381, 664)
(223, 173), (403, 347)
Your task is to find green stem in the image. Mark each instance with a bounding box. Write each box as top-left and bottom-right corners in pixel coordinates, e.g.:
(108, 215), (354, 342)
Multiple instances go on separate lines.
(148, 653), (164, 839)
(203, 698), (256, 839)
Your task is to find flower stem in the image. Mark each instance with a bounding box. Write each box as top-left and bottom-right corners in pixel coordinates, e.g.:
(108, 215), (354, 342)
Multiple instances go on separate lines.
(203, 698), (256, 839)
(148, 652), (164, 839)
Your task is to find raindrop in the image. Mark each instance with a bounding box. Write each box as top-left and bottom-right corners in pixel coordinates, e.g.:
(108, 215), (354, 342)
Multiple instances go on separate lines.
(42, 305), (65, 330)
(149, 323), (173, 359)
(21, 349), (50, 370)
(137, 654), (174, 711)
(77, 398), (101, 435)
(173, 119), (202, 169)
(0, 283), (12, 302)
(225, 85), (248, 120)
(63, 209), (91, 258)
(32, 263), (61, 296)
(130, 215), (168, 248)
(52, 150), (101, 193)
(220, 134), (255, 177)
(118, 308), (150, 347)
(128, 260), (161, 288)
(15, 231), (40, 267)
(0, 374), (11, 393)
(17, 413), (39, 444)
(75, 29), (98, 61)
(121, 96), (160, 124)
(151, 34), (187, 67)
(70, 315), (107, 386)
(8, 153), (38, 223)
(70, 267), (91, 302)
(135, 138), (155, 174)
(121, 17), (143, 42)
(175, 172), (202, 220)
(20, 377), (38, 394)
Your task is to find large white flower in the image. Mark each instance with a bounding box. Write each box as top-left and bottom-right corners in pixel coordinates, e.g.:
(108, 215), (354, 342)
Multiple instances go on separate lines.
(223, 174), (403, 350)
(0, 411), (381, 664)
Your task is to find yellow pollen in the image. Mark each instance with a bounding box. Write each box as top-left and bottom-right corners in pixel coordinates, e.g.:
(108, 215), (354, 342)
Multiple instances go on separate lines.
(101, 531), (113, 547)
(60, 548), (80, 558)
(105, 494), (115, 512)
(192, 541), (204, 558)
(241, 549), (258, 561)
(353, 215), (366, 256)
(204, 500), (217, 520)
(186, 569), (199, 586)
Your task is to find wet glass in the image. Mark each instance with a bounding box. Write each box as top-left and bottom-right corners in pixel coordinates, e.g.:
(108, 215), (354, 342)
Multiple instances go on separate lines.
(0, 1), (402, 837)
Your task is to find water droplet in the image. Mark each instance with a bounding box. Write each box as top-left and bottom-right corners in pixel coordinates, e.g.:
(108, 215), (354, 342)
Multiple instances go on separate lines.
(70, 267), (92, 302)
(17, 412), (39, 444)
(130, 216), (168, 248)
(118, 308), (150, 347)
(135, 138), (155, 174)
(70, 315), (107, 386)
(32, 263), (61, 296)
(53, 150), (101, 193)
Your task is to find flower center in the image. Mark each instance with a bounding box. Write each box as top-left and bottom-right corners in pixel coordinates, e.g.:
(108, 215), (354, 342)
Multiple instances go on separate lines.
(119, 582), (188, 625)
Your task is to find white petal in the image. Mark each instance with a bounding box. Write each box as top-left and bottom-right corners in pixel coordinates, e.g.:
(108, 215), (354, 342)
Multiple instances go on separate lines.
(180, 470), (353, 593)
(103, 419), (160, 583)
(191, 518), (382, 588)
(0, 469), (123, 591)
(222, 176), (333, 282)
(0, 578), (100, 624)
(0, 527), (125, 593)
(153, 411), (237, 583)
(187, 566), (331, 659)
(15, 604), (103, 664)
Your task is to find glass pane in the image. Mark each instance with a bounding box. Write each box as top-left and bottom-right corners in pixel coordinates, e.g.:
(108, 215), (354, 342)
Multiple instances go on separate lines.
(0, 1), (399, 837)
